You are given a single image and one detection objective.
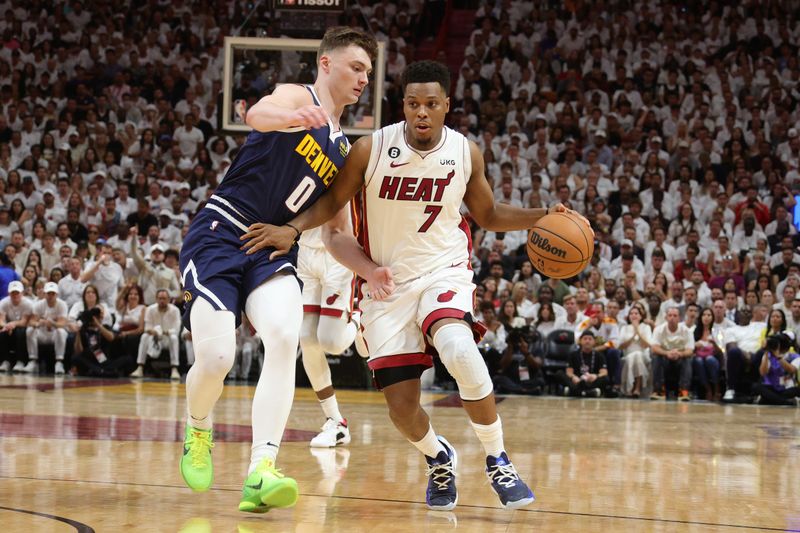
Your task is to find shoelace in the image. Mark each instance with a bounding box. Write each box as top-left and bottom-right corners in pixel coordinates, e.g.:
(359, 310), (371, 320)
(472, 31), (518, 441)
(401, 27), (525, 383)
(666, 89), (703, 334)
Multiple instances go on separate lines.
(487, 463), (520, 489)
(256, 459), (285, 479)
(188, 431), (214, 468)
(320, 418), (346, 432)
(426, 460), (455, 491)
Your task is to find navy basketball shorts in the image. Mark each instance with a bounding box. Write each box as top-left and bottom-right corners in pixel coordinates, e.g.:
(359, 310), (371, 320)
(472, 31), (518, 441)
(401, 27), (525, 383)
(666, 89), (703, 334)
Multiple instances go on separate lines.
(178, 207), (299, 330)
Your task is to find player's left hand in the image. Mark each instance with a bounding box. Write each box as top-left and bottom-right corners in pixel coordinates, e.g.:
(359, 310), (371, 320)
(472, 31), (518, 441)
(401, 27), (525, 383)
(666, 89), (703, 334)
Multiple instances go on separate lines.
(549, 203), (595, 238)
(366, 266), (395, 301)
(240, 224), (297, 259)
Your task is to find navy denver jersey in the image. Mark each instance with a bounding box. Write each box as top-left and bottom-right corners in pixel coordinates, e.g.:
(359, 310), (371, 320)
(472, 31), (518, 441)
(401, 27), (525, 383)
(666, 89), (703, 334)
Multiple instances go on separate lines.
(210, 85), (349, 226)
(179, 85), (350, 329)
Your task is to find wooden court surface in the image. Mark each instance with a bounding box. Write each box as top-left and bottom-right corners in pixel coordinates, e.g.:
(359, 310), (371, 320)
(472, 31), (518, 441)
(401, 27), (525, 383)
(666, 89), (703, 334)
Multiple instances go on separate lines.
(0, 376), (798, 533)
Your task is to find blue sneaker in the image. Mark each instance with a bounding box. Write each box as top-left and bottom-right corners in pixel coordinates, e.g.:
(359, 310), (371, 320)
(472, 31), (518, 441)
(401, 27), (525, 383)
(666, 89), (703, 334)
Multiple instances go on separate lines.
(486, 452), (535, 509)
(424, 436), (458, 511)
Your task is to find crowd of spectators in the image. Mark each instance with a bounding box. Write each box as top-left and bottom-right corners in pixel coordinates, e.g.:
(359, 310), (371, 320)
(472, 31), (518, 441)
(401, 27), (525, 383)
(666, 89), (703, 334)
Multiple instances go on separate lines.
(447, 0), (800, 404)
(0, 0), (799, 404)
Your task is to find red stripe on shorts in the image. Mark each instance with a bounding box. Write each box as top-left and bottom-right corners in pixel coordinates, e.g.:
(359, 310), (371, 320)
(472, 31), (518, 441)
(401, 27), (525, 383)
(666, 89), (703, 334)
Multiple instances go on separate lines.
(421, 308), (469, 337)
(303, 305), (321, 313)
(367, 353), (433, 370)
(320, 308), (344, 318)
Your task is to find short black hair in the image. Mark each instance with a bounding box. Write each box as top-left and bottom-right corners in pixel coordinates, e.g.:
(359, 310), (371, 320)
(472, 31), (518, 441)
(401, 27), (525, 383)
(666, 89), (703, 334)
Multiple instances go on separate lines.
(401, 61), (450, 95)
(766, 334), (782, 353)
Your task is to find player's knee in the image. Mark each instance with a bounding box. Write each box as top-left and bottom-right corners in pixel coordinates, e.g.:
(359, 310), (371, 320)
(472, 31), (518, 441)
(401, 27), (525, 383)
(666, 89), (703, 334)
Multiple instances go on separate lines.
(316, 320), (353, 355)
(189, 298), (238, 375)
(299, 315), (320, 350)
(434, 324), (492, 401)
(262, 326), (299, 362)
(194, 332), (237, 376)
(385, 394), (420, 422)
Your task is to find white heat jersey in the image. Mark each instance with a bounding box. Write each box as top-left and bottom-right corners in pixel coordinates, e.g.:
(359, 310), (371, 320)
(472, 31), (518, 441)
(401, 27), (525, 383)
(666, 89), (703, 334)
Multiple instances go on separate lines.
(299, 203), (355, 249)
(359, 122), (473, 285)
(299, 226), (326, 249)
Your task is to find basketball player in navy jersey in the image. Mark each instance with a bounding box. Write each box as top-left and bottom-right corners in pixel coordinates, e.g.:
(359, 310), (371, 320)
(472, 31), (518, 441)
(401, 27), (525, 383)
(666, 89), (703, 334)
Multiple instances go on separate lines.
(177, 27), (377, 513)
(243, 61), (592, 510)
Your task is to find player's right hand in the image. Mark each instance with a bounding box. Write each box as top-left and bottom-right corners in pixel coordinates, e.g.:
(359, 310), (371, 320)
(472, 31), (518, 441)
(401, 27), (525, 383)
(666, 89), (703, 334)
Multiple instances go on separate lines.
(290, 105), (329, 130)
(366, 266), (394, 301)
(240, 223), (296, 259)
(550, 203), (595, 238)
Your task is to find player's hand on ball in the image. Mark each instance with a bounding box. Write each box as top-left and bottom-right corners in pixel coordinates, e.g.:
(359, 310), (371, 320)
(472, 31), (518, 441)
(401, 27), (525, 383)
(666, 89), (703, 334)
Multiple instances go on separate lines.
(240, 223), (296, 259)
(549, 203), (595, 238)
(367, 266), (395, 301)
(291, 105), (330, 130)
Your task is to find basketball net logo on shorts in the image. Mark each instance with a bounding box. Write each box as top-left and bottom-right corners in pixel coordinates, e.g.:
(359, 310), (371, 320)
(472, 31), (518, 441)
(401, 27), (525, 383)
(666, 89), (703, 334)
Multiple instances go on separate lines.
(529, 231), (567, 259)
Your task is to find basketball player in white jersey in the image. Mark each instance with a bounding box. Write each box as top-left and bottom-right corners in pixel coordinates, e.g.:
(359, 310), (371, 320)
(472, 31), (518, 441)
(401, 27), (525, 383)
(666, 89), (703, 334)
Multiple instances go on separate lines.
(297, 224), (361, 447)
(242, 61), (592, 510)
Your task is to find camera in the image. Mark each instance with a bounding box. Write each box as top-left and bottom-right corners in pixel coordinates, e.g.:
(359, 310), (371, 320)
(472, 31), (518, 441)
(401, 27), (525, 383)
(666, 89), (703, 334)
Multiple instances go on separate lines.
(79, 307), (102, 325)
(507, 326), (532, 349)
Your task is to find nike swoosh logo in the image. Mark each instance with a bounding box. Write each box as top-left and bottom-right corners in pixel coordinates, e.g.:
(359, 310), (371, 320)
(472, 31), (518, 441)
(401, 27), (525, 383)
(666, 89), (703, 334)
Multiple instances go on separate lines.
(247, 479), (263, 491)
(183, 446), (190, 456)
(389, 161), (409, 168)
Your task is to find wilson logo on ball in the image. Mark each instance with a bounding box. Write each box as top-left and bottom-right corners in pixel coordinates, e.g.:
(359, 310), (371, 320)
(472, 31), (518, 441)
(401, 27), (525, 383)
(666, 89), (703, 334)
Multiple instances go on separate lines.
(529, 232), (567, 259)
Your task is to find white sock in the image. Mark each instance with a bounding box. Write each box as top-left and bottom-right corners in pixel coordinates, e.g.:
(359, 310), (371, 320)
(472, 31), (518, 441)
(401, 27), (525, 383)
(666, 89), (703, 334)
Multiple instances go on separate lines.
(188, 413), (212, 431)
(410, 424), (446, 459)
(471, 416), (505, 457)
(319, 395), (344, 423)
(249, 441), (280, 475)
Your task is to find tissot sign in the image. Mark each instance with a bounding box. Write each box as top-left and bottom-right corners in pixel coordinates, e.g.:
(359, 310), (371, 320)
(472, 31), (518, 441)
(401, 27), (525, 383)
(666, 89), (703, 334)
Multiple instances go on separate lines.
(274, 0), (346, 12)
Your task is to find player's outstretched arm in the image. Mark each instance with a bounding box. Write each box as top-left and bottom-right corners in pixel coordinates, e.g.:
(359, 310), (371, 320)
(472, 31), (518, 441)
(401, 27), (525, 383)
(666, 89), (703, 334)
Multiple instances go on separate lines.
(322, 207), (395, 301)
(245, 84), (330, 133)
(462, 141), (592, 232)
(241, 135), (373, 259)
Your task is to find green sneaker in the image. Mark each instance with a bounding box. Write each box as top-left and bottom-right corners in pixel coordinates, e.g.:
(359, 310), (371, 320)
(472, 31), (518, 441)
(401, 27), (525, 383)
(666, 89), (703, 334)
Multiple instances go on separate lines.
(238, 458), (299, 513)
(180, 425), (214, 492)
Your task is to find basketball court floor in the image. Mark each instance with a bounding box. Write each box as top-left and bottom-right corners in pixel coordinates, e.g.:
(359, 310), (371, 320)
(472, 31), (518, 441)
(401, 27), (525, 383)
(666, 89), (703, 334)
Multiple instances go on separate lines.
(1, 375), (798, 532)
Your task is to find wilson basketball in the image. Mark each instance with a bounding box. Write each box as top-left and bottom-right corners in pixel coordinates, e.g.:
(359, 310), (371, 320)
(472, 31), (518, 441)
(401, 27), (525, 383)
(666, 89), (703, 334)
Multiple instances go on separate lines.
(527, 212), (594, 279)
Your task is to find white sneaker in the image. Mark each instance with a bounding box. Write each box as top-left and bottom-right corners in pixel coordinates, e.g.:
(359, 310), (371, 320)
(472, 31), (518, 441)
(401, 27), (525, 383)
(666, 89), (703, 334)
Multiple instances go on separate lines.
(722, 389), (735, 401)
(170, 367), (181, 381)
(12, 361), (25, 372)
(310, 418), (351, 448)
(129, 366), (144, 378)
(54, 362), (65, 375)
(0, 361), (9, 372)
(21, 360), (38, 374)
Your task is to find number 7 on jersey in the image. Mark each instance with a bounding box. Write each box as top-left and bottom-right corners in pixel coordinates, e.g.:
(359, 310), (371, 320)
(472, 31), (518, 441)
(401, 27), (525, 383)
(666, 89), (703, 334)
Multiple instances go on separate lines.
(418, 205), (442, 233)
